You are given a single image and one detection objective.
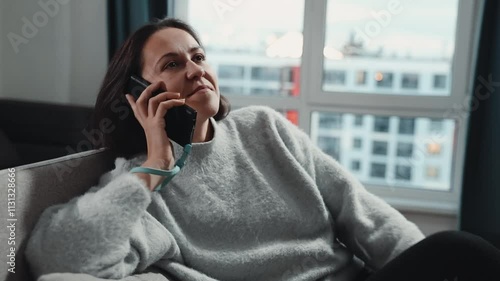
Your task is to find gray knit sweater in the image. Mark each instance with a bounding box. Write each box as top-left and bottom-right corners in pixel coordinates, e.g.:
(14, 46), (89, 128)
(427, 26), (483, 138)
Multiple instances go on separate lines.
(25, 106), (425, 281)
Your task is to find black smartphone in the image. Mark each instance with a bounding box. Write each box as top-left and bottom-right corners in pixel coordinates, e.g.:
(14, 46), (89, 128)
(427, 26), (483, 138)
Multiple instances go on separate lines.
(127, 75), (197, 147)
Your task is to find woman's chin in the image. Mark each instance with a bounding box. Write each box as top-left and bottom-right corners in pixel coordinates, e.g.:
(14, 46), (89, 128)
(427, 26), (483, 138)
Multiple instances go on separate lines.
(189, 104), (219, 120)
(186, 98), (220, 119)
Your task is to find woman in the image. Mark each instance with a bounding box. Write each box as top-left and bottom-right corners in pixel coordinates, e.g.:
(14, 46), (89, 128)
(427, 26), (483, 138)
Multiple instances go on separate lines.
(25, 18), (500, 281)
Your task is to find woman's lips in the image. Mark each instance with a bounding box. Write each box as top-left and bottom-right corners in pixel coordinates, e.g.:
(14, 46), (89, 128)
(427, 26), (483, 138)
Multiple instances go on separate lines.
(188, 85), (211, 97)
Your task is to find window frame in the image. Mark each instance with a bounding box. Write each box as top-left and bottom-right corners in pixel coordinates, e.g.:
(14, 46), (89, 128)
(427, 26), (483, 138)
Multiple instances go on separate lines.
(174, 0), (485, 215)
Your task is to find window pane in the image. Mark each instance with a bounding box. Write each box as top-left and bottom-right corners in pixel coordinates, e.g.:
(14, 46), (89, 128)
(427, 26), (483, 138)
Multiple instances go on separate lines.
(323, 0), (458, 96)
(375, 72), (393, 88)
(397, 142), (413, 157)
(433, 74), (447, 89)
(354, 114), (364, 126)
(372, 141), (388, 155)
(401, 73), (419, 89)
(187, 0), (304, 97)
(352, 160), (361, 170)
(395, 165), (412, 180)
(371, 163), (386, 178)
(318, 113), (343, 129)
(218, 65), (245, 79)
(373, 117), (390, 132)
(398, 118), (415, 135)
(311, 111), (456, 190)
(317, 136), (341, 160)
(353, 138), (363, 149)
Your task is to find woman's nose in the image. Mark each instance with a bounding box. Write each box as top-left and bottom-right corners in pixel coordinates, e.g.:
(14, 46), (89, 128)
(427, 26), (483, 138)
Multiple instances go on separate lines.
(186, 61), (205, 79)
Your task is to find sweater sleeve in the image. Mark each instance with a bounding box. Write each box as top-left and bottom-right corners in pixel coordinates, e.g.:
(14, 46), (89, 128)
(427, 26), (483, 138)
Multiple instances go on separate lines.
(25, 158), (181, 279)
(261, 107), (425, 270)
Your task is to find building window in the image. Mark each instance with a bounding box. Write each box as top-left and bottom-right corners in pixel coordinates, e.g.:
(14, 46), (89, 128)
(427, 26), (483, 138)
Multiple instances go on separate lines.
(318, 113), (343, 129)
(219, 86), (245, 95)
(426, 166), (440, 179)
(429, 118), (443, 132)
(375, 72), (393, 88)
(395, 165), (412, 180)
(354, 115), (363, 126)
(399, 118), (415, 135)
(317, 136), (340, 160)
(351, 160), (361, 171)
(324, 70), (346, 85)
(397, 142), (413, 157)
(374, 117), (390, 132)
(427, 142), (442, 155)
(370, 163), (386, 178)
(401, 73), (419, 89)
(251, 67), (281, 81)
(433, 74), (447, 89)
(218, 65), (245, 79)
(355, 71), (366, 85)
(353, 138), (362, 149)
(372, 141), (388, 156)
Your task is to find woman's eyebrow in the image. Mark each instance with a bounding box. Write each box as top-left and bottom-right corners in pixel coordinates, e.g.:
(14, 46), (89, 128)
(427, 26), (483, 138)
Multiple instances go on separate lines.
(155, 46), (204, 67)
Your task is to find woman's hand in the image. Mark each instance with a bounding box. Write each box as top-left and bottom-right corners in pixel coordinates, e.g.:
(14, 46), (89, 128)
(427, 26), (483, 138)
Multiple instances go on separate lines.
(125, 81), (185, 191)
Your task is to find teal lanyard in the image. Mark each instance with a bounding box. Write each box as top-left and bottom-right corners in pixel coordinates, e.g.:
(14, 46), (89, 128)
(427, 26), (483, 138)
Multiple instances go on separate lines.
(130, 144), (192, 192)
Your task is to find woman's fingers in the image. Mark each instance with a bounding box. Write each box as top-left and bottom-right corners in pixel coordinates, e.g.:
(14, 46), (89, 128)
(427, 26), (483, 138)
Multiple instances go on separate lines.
(156, 99), (186, 121)
(148, 92), (182, 117)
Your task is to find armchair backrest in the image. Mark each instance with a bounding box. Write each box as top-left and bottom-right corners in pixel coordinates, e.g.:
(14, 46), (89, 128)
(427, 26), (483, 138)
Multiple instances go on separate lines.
(0, 149), (115, 281)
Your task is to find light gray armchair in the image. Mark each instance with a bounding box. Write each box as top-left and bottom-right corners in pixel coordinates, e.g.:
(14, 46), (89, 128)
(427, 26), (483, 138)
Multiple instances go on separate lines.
(0, 149), (174, 281)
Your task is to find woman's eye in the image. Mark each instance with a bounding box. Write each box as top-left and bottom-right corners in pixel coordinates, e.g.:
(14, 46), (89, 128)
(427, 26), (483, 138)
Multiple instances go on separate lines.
(164, 61), (178, 69)
(194, 54), (206, 62)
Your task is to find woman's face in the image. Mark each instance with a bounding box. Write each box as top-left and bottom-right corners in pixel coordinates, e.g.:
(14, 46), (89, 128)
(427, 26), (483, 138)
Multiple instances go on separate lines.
(140, 28), (220, 120)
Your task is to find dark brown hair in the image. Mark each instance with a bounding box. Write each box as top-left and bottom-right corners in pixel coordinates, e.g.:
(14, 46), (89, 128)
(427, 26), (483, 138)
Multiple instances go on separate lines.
(89, 18), (230, 159)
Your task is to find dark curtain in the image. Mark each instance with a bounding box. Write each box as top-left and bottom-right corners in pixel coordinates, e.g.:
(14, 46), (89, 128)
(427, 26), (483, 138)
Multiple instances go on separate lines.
(107, 0), (172, 60)
(460, 0), (500, 248)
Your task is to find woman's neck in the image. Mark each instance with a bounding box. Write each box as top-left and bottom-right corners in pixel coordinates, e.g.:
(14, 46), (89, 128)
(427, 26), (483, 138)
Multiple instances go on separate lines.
(191, 118), (213, 143)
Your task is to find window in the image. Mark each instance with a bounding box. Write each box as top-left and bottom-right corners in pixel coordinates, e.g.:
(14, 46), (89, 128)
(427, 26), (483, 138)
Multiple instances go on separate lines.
(354, 115), (363, 126)
(324, 70), (346, 85)
(429, 118), (444, 132)
(426, 166), (440, 179)
(374, 117), (390, 132)
(353, 138), (362, 149)
(324, 0), (459, 96)
(219, 86), (244, 95)
(401, 73), (419, 89)
(218, 65), (245, 79)
(317, 136), (340, 160)
(372, 141), (388, 156)
(395, 165), (412, 180)
(399, 118), (415, 135)
(427, 142), (442, 155)
(355, 71), (367, 85)
(397, 142), (413, 157)
(434, 74), (447, 89)
(180, 0), (479, 213)
(251, 67), (281, 81)
(318, 113), (343, 129)
(375, 72), (394, 88)
(370, 163), (386, 178)
(183, 0), (304, 98)
(351, 160), (361, 171)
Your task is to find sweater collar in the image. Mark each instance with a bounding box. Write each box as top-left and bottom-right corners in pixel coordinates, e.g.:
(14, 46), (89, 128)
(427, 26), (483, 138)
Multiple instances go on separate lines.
(171, 117), (218, 160)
